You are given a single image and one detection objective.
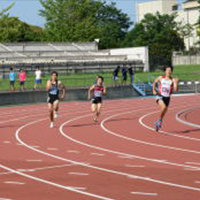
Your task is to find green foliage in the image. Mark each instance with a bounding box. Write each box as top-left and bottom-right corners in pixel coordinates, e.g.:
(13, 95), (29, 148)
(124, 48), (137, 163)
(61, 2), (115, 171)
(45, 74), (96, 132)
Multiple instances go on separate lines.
(39, 0), (131, 49)
(0, 2), (15, 18)
(123, 12), (185, 70)
(0, 17), (44, 42)
(197, 0), (200, 34)
(0, 3), (44, 42)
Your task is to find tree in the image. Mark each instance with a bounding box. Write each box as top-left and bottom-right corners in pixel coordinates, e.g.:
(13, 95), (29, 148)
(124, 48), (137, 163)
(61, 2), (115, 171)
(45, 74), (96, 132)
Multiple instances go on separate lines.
(39, 0), (131, 48)
(123, 12), (185, 70)
(0, 17), (44, 42)
(0, 2), (15, 18)
(0, 3), (44, 42)
(197, 0), (200, 37)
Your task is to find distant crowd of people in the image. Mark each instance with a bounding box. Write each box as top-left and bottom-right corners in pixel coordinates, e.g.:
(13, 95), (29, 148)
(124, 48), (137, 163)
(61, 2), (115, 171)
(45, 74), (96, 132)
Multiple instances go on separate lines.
(113, 65), (134, 85)
(7, 65), (133, 92)
(8, 67), (42, 92)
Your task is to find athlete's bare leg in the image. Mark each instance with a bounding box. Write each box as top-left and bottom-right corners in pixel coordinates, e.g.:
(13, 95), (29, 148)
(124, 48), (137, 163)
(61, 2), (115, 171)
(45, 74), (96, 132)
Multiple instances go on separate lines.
(157, 100), (168, 121)
(155, 100), (168, 131)
(53, 101), (59, 118)
(48, 103), (54, 123)
(91, 104), (98, 122)
(96, 103), (102, 121)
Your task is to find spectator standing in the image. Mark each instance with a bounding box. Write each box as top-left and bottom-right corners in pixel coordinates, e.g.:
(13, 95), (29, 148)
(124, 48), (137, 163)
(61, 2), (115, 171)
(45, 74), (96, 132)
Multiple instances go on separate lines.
(113, 66), (120, 85)
(9, 67), (16, 91)
(19, 69), (26, 91)
(128, 66), (134, 84)
(34, 67), (42, 90)
(121, 66), (127, 85)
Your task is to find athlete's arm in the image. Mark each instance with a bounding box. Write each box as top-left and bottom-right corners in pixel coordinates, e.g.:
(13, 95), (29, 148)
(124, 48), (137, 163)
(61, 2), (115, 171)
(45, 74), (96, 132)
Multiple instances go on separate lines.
(173, 78), (179, 92)
(152, 76), (162, 95)
(103, 85), (107, 95)
(59, 82), (66, 100)
(46, 80), (52, 92)
(88, 85), (94, 100)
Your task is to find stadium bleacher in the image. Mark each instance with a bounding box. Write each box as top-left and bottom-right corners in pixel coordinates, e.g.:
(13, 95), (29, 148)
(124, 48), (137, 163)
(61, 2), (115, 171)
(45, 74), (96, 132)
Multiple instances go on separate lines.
(0, 42), (146, 75)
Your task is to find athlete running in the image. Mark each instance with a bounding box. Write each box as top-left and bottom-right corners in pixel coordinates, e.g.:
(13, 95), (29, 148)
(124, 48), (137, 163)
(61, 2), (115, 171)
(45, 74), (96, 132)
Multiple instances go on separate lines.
(46, 71), (66, 128)
(88, 76), (106, 122)
(153, 65), (179, 131)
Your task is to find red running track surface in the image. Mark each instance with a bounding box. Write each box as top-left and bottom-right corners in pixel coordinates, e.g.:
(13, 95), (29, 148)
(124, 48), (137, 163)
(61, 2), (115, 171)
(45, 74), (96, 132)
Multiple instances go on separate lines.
(0, 94), (200, 200)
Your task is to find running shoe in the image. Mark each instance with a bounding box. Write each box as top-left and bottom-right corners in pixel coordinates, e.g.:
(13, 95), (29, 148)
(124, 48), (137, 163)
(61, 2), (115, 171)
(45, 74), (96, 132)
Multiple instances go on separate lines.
(54, 112), (58, 118)
(50, 122), (55, 128)
(155, 120), (162, 132)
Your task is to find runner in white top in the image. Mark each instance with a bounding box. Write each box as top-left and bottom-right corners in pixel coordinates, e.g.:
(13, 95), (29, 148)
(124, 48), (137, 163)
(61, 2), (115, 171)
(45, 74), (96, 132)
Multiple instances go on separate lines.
(153, 65), (179, 131)
(34, 67), (42, 90)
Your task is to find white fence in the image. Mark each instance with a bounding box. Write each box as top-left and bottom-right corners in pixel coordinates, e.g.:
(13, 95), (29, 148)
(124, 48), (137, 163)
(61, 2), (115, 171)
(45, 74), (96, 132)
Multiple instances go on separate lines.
(173, 55), (200, 65)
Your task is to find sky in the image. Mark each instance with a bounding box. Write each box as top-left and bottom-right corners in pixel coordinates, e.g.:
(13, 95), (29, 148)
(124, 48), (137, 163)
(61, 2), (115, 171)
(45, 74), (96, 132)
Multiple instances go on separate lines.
(0, 0), (184, 27)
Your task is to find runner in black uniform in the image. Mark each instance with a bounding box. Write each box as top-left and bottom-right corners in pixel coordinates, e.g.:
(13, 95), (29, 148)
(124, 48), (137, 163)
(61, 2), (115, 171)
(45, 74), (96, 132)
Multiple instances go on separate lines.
(46, 71), (66, 128)
(88, 76), (106, 122)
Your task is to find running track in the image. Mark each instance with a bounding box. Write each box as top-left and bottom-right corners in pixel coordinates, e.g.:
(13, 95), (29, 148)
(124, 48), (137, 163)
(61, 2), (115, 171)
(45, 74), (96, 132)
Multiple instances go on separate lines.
(0, 94), (200, 200)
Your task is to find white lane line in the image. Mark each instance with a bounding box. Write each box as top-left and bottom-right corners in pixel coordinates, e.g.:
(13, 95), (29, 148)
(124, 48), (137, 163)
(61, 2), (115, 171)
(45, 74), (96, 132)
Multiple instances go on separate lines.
(4, 181), (26, 185)
(67, 150), (80, 153)
(0, 104), (88, 124)
(139, 110), (200, 142)
(0, 112), (48, 125)
(47, 148), (58, 151)
(195, 181), (200, 184)
(59, 113), (200, 171)
(26, 164), (76, 172)
(0, 165), (116, 200)
(176, 106), (200, 129)
(30, 146), (40, 149)
(152, 159), (167, 162)
(185, 162), (200, 165)
(26, 159), (43, 162)
(117, 155), (135, 159)
(0, 172), (12, 175)
(69, 187), (87, 190)
(90, 153), (105, 156)
(1, 164), (75, 175)
(17, 169), (32, 172)
(3, 141), (11, 144)
(125, 165), (145, 168)
(130, 191), (158, 196)
(0, 198), (12, 200)
(15, 104), (200, 192)
(183, 168), (200, 171)
(68, 172), (89, 176)
(102, 106), (200, 155)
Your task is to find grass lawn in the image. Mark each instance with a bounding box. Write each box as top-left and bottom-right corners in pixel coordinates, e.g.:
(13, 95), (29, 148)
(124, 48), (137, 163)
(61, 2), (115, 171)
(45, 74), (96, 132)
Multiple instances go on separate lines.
(136, 64), (200, 83)
(0, 65), (199, 92)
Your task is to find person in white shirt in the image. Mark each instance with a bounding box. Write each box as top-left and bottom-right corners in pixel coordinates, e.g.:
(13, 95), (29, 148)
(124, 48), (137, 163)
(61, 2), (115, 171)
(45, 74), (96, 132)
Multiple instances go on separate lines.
(34, 67), (42, 90)
(153, 65), (179, 131)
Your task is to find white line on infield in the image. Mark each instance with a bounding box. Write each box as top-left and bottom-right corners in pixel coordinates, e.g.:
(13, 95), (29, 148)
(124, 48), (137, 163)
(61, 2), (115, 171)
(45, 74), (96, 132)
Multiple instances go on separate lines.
(4, 181), (26, 185)
(130, 191), (158, 196)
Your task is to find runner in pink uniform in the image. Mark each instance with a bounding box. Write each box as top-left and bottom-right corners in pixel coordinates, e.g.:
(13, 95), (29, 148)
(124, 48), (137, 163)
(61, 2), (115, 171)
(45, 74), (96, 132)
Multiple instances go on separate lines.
(153, 66), (179, 131)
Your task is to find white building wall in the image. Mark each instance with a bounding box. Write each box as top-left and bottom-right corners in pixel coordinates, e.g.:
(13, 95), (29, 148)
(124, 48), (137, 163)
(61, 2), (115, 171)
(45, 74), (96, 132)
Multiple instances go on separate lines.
(173, 7), (199, 49)
(110, 47), (150, 72)
(137, 1), (163, 21)
(137, 0), (200, 50)
(137, 0), (177, 21)
(162, 0), (177, 13)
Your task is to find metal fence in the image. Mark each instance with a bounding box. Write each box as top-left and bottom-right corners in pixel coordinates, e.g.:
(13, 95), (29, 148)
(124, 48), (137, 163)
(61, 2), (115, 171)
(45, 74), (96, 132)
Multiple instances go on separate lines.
(0, 60), (144, 77)
(0, 74), (135, 92)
